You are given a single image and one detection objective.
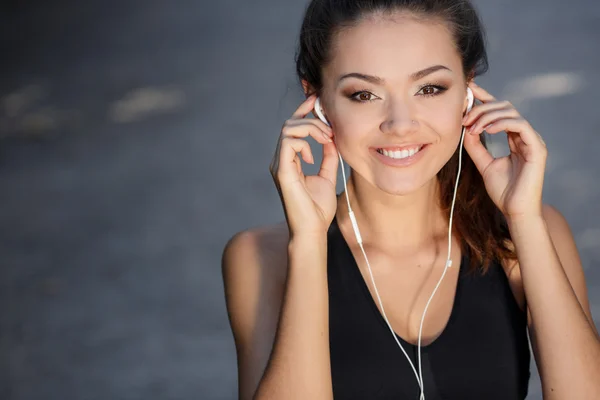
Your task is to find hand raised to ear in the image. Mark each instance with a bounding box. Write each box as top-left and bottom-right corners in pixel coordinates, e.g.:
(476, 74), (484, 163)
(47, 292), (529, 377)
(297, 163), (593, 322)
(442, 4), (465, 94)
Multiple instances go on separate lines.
(269, 94), (339, 237)
(462, 82), (547, 219)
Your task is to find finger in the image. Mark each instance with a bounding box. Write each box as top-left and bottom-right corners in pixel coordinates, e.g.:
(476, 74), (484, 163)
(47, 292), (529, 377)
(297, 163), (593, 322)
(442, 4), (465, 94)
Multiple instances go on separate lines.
(291, 93), (318, 120)
(279, 138), (314, 177)
(284, 119), (333, 142)
(483, 118), (544, 148)
(469, 82), (496, 103)
(318, 140), (339, 185)
(484, 119), (547, 162)
(462, 100), (515, 126)
(463, 130), (494, 176)
(270, 134), (283, 171)
(507, 131), (519, 155)
(468, 109), (521, 135)
(286, 117), (333, 136)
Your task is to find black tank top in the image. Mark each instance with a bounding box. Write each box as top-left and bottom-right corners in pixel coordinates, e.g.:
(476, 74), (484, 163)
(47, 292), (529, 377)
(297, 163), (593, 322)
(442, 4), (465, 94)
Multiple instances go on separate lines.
(327, 215), (531, 399)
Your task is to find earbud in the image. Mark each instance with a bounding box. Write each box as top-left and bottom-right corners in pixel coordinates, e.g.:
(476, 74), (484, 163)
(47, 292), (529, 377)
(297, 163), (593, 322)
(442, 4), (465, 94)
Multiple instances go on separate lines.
(314, 97), (330, 127)
(466, 87), (474, 113)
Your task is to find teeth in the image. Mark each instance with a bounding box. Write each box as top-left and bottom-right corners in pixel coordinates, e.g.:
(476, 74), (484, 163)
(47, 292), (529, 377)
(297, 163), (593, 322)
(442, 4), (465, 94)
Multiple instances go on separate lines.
(378, 146), (422, 160)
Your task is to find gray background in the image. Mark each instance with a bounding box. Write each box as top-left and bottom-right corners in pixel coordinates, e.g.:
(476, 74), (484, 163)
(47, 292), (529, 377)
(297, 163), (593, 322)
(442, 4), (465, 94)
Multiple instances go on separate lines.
(1, 0), (599, 399)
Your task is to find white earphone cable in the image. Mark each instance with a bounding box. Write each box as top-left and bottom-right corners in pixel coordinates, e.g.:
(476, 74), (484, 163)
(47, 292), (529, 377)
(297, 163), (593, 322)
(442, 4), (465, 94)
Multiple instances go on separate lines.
(416, 124), (467, 400)
(337, 150), (424, 393)
(320, 91), (472, 399)
(334, 123), (467, 400)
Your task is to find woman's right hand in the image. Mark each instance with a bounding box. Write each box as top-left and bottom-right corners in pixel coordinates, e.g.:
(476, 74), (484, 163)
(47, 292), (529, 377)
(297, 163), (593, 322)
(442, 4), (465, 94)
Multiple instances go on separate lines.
(269, 94), (339, 238)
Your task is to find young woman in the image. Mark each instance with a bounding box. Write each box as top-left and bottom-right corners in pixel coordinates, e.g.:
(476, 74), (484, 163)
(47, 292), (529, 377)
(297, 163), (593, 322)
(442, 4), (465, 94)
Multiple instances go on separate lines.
(222, 1), (600, 399)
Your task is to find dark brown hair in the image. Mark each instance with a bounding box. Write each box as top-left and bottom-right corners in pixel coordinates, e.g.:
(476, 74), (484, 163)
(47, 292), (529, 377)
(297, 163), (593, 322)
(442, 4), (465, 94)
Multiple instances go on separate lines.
(295, 0), (516, 275)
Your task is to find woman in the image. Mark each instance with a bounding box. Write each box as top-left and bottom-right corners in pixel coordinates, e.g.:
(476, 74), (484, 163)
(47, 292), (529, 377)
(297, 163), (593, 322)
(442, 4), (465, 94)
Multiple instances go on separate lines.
(222, 0), (600, 399)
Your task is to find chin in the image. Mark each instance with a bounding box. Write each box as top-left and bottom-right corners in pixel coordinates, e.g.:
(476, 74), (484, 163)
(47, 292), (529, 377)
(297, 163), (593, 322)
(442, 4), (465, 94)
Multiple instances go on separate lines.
(373, 175), (429, 197)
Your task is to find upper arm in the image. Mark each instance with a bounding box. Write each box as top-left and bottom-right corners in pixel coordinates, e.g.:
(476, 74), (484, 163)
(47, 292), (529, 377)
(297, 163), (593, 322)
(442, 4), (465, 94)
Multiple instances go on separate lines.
(529, 204), (598, 337)
(221, 229), (288, 400)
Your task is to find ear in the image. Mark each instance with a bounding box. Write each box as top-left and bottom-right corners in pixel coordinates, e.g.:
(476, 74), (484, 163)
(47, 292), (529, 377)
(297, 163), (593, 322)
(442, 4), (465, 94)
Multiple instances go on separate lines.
(301, 79), (316, 98)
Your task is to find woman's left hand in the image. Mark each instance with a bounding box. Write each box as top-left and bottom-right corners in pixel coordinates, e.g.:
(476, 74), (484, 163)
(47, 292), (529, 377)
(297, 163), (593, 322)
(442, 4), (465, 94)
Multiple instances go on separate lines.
(462, 82), (548, 220)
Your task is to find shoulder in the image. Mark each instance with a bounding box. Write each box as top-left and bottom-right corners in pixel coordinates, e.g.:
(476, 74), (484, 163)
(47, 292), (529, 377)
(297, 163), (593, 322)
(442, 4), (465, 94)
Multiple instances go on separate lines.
(505, 204), (596, 334)
(221, 221), (291, 308)
(540, 204), (595, 332)
(539, 204), (584, 286)
(501, 204), (580, 313)
(541, 203), (573, 238)
(221, 221), (291, 399)
(222, 221), (290, 283)
(502, 203), (574, 272)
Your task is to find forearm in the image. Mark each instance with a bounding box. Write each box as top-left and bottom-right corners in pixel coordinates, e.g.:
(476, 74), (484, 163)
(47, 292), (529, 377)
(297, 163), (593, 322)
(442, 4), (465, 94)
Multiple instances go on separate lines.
(507, 216), (600, 398)
(254, 235), (333, 400)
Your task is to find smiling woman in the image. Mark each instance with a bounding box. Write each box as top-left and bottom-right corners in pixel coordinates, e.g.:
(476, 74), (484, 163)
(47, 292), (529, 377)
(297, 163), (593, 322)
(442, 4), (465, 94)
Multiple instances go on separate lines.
(221, 1), (600, 399)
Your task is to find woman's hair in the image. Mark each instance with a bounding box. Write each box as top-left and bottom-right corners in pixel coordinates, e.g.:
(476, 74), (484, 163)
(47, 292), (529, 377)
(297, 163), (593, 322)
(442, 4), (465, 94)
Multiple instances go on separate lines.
(294, 0), (517, 275)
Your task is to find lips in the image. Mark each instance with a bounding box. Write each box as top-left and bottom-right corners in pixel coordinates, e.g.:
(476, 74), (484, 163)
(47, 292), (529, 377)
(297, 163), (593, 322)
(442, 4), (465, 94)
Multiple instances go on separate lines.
(374, 143), (430, 152)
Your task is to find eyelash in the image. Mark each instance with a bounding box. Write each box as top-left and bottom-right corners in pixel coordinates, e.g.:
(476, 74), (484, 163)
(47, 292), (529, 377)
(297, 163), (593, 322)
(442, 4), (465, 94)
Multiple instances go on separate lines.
(348, 83), (448, 103)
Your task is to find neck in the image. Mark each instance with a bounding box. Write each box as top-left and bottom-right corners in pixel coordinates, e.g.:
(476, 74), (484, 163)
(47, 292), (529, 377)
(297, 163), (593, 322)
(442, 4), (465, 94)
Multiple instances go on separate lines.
(337, 172), (449, 251)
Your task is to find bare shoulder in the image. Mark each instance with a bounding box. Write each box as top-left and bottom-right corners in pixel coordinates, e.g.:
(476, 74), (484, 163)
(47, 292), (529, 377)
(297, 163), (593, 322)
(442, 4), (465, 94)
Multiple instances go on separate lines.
(499, 204), (566, 312)
(221, 221), (290, 400)
(222, 221), (290, 287)
(501, 204), (596, 335)
(540, 204), (596, 334)
(221, 219), (291, 324)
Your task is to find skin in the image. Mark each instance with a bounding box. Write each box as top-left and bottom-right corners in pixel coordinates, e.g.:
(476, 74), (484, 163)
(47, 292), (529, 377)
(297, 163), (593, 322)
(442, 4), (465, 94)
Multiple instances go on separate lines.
(222, 11), (600, 400)
(320, 14), (469, 251)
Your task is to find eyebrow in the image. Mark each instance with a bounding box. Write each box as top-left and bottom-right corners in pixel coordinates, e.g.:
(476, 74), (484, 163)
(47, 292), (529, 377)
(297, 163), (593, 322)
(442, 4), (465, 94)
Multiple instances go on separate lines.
(336, 65), (452, 87)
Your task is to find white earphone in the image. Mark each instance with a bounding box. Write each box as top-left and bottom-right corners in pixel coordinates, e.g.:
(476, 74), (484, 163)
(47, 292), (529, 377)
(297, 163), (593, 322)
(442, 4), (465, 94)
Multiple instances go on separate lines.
(466, 86), (474, 113)
(314, 87), (474, 400)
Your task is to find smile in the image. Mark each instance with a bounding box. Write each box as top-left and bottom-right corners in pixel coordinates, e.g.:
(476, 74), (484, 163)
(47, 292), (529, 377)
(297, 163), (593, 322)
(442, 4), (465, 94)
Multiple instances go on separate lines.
(373, 144), (429, 167)
(376, 145), (424, 160)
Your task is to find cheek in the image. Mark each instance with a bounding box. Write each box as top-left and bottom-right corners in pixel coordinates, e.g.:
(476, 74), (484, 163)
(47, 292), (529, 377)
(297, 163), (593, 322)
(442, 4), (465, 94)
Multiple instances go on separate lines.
(332, 111), (372, 143)
(425, 103), (463, 139)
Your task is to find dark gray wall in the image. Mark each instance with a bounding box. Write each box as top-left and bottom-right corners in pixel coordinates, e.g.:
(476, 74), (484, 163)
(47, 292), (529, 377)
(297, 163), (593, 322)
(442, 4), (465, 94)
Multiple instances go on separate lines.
(1, 1), (599, 399)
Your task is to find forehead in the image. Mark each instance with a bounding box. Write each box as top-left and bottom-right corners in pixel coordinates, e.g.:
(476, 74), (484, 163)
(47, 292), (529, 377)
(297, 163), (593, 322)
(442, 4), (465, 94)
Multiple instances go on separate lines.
(324, 13), (462, 84)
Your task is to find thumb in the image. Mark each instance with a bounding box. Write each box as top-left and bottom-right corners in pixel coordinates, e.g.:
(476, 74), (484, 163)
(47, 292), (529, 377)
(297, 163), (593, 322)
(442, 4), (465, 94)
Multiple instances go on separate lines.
(463, 131), (494, 176)
(318, 141), (339, 187)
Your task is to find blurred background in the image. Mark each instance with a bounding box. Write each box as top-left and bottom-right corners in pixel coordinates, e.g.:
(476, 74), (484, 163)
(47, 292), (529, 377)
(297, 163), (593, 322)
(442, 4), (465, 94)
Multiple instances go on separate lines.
(1, 0), (598, 399)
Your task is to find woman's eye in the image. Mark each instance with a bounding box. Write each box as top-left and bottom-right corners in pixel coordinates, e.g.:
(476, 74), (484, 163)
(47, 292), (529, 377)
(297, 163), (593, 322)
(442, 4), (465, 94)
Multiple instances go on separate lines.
(350, 91), (376, 102)
(418, 85), (446, 97)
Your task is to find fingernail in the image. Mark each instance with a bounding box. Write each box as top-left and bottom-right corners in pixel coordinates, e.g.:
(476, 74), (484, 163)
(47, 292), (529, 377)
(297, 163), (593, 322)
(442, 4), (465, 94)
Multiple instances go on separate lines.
(322, 132), (333, 142)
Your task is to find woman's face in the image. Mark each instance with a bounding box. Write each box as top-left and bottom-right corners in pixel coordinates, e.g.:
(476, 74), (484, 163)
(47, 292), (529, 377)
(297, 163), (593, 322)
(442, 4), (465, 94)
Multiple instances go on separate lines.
(321, 13), (469, 195)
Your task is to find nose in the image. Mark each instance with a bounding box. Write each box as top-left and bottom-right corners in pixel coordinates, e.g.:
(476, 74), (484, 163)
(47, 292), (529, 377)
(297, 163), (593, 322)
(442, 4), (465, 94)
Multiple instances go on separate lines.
(379, 97), (419, 136)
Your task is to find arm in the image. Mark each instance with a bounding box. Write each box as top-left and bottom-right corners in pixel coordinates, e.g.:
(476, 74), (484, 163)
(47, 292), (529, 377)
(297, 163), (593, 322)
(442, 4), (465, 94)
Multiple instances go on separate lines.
(507, 204), (600, 399)
(222, 231), (333, 400)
